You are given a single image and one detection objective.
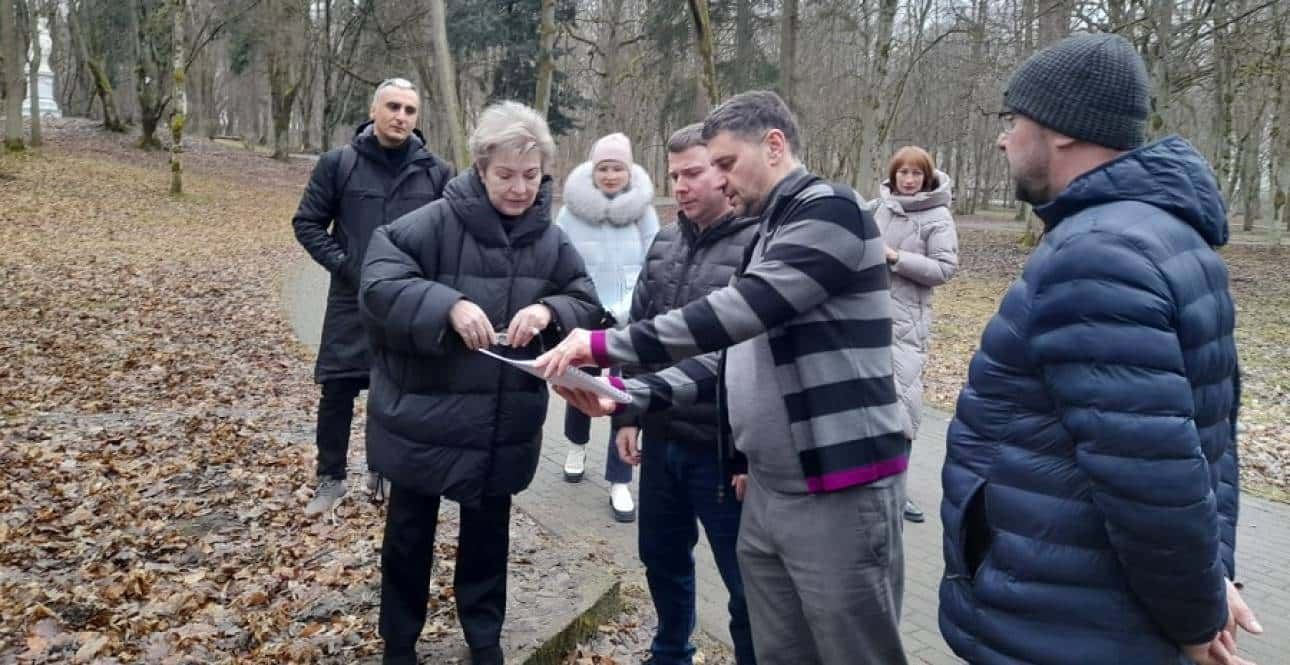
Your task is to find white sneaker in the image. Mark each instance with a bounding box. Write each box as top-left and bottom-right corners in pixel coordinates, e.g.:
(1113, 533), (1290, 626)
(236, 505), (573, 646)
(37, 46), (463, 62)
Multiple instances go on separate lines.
(563, 447), (586, 483)
(610, 483), (635, 522)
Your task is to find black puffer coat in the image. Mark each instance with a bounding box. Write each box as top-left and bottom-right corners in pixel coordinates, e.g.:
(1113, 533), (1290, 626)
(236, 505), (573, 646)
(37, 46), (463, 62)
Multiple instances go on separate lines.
(291, 121), (452, 383)
(359, 168), (602, 506)
(613, 212), (757, 446)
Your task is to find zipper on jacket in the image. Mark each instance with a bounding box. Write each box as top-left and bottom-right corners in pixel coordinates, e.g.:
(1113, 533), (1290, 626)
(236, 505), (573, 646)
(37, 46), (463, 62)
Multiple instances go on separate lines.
(674, 232), (728, 503)
(483, 242), (518, 492)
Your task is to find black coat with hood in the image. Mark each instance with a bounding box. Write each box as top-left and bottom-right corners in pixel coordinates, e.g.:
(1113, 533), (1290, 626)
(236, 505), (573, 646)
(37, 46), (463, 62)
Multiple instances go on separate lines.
(613, 211), (757, 448)
(291, 121), (453, 383)
(358, 168), (603, 507)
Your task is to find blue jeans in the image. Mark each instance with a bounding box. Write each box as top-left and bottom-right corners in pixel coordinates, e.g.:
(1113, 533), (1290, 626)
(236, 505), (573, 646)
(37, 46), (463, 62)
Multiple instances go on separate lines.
(638, 437), (755, 665)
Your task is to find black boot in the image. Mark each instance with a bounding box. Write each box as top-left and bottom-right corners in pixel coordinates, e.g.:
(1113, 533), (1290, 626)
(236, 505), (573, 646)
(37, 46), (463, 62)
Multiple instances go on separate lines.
(382, 645), (417, 665)
(470, 645), (504, 665)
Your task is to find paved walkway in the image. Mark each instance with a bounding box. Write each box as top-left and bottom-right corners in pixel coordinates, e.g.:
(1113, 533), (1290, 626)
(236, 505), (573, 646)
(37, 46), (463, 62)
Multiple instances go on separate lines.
(283, 256), (1290, 663)
(521, 401), (1290, 664)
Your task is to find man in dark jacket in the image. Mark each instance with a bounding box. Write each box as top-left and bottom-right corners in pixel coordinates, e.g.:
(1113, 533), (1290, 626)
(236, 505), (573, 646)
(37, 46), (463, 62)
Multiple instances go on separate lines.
(612, 124), (758, 665)
(940, 34), (1261, 665)
(291, 77), (451, 515)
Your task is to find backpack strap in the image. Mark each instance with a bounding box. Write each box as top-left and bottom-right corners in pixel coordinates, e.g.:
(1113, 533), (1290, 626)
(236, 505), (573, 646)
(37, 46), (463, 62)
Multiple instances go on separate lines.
(333, 145), (358, 201)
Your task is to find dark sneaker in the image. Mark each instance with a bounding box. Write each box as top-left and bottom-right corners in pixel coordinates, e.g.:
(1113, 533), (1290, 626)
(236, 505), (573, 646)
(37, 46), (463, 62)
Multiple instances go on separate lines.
(367, 471), (392, 504)
(305, 476), (346, 516)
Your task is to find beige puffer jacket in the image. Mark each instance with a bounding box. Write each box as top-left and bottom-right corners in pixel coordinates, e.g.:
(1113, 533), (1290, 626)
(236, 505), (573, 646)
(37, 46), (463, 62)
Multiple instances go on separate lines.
(873, 170), (959, 440)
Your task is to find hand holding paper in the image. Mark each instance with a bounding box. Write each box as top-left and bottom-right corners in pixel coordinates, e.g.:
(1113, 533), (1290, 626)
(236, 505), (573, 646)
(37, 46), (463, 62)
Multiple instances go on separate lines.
(535, 328), (595, 380)
(478, 348), (630, 404)
(553, 384), (620, 417)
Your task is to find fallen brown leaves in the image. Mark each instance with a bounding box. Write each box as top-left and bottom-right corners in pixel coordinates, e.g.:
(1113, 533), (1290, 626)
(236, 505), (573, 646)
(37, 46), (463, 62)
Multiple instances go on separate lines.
(925, 223), (1290, 497)
(559, 584), (734, 665)
(0, 121), (426, 663)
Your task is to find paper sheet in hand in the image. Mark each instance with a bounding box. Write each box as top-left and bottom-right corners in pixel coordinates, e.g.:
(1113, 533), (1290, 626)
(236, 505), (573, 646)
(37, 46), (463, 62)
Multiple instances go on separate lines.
(477, 349), (633, 404)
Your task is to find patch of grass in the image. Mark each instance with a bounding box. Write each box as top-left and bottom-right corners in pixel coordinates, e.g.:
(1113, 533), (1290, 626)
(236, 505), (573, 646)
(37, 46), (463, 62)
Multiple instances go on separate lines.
(928, 228), (1290, 501)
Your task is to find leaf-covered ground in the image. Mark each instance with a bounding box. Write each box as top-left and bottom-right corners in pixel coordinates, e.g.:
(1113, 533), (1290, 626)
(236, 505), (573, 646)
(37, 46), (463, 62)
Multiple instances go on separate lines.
(924, 224), (1290, 498)
(0, 121), (573, 664)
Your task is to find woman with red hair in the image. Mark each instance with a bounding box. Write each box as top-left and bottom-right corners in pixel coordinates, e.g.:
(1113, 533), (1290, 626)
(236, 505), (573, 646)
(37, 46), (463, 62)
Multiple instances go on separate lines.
(875, 146), (959, 523)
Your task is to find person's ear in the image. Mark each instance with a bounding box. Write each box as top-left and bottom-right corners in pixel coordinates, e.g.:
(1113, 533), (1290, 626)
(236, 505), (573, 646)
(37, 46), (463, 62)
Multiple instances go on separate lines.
(765, 129), (788, 165)
(1048, 129), (1077, 152)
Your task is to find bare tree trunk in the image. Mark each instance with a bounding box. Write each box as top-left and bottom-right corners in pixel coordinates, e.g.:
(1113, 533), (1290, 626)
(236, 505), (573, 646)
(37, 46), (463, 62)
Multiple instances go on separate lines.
(734, 0), (752, 91)
(687, 0), (719, 109)
(68, 3), (123, 132)
(1148, 0), (1172, 138)
(595, 0), (625, 133)
(1107, 0), (1129, 28)
(298, 56), (315, 152)
(858, 0), (897, 198)
(26, 3), (40, 146)
(169, 0), (185, 194)
(1273, 0), (1289, 243)
(130, 0), (168, 151)
(1038, 0), (1070, 44)
(1017, 0), (1037, 227)
(964, 0), (989, 215)
(3, 0), (25, 150)
(778, 0), (798, 109)
(534, 0), (555, 118)
(1213, 0), (1234, 195)
(267, 53), (299, 160)
(1240, 121), (1260, 231)
(428, 0), (467, 168)
(320, 0), (334, 152)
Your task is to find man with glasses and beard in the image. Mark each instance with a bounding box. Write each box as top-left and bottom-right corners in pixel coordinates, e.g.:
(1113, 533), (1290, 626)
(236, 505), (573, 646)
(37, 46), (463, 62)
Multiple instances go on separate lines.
(939, 34), (1259, 665)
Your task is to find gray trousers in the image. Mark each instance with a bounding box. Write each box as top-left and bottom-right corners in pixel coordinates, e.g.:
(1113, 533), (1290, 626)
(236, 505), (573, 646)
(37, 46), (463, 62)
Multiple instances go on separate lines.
(736, 471), (907, 665)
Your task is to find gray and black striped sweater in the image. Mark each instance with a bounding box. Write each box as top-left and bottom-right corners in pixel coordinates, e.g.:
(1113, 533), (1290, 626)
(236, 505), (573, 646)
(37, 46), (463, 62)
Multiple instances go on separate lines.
(597, 168), (908, 493)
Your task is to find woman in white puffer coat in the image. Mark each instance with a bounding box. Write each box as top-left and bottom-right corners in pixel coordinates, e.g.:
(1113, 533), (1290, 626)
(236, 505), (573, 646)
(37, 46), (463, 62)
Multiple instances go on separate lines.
(556, 132), (659, 522)
(874, 145), (959, 524)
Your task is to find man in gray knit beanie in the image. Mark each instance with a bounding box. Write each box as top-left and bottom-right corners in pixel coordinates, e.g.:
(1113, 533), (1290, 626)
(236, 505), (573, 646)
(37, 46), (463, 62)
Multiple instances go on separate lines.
(939, 32), (1261, 665)
(997, 32), (1153, 205)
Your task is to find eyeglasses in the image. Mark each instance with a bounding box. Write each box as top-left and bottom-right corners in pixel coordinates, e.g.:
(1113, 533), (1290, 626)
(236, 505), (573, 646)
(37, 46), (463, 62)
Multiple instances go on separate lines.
(997, 111), (1017, 134)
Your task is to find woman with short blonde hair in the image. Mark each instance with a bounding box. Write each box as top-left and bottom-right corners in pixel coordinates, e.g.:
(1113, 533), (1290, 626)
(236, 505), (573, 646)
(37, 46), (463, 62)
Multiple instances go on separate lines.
(360, 101), (602, 665)
(468, 100), (557, 169)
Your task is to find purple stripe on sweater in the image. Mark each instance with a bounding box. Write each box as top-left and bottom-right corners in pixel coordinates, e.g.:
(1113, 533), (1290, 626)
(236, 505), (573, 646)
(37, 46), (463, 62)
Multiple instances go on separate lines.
(608, 376), (629, 415)
(804, 455), (908, 493)
(590, 330), (612, 367)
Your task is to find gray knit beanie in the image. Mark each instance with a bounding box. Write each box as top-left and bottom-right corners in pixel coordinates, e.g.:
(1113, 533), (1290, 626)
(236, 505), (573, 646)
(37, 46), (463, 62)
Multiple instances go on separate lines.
(1003, 33), (1150, 150)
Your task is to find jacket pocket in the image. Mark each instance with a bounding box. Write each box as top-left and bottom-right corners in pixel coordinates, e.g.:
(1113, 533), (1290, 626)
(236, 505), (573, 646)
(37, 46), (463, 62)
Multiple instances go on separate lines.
(944, 475), (988, 581)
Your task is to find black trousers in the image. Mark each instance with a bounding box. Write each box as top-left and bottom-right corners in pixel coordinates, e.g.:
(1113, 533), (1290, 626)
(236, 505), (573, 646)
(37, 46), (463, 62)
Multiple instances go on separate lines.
(379, 484), (512, 654)
(314, 377), (369, 479)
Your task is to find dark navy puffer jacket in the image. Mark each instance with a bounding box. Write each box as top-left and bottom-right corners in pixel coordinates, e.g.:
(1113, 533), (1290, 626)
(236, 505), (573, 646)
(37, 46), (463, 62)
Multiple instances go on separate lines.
(940, 136), (1240, 665)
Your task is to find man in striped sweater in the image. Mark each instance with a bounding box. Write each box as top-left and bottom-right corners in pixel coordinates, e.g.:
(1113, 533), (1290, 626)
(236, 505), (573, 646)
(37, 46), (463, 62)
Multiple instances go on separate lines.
(538, 90), (909, 665)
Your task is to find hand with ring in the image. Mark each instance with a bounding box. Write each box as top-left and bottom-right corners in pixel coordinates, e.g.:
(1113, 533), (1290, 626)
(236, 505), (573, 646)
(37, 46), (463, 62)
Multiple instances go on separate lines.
(506, 303), (553, 348)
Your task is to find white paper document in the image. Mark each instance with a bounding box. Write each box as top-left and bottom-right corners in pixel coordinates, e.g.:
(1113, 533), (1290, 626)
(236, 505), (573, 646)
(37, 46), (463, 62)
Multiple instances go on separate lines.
(477, 349), (633, 404)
